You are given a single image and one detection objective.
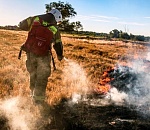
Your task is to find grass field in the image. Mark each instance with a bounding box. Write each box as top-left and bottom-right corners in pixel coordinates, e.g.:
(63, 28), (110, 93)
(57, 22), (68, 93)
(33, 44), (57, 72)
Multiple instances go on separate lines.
(0, 29), (147, 106)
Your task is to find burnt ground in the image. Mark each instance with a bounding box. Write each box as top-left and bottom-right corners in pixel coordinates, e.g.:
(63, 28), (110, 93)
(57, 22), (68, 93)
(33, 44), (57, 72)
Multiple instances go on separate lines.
(0, 97), (150, 130)
(44, 64), (150, 130)
(45, 98), (150, 130)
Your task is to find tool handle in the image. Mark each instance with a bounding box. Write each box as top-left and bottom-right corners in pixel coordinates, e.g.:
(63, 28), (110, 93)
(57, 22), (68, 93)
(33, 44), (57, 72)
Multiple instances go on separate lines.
(51, 51), (56, 70)
(18, 49), (22, 59)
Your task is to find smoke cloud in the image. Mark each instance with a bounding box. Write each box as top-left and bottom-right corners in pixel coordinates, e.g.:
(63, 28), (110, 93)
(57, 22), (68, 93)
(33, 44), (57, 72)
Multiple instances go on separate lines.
(63, 53), (150, 117)
(63, 58), (89, 104)
(125, 54), (150, 116)
(146, 51), (150, 61)
(106, 50), (150, 116)
(0, 96), (49, 130)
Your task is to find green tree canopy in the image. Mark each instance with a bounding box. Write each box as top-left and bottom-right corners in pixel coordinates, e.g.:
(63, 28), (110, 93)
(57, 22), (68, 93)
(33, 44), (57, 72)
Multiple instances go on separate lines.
(72, 21), (83, 32)
(109, 29), (120, 38)
(45, 1), (77, 19)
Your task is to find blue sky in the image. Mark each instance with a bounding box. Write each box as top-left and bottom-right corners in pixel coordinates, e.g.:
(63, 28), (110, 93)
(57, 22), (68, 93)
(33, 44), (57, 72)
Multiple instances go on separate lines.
(1, 0), (150, 36)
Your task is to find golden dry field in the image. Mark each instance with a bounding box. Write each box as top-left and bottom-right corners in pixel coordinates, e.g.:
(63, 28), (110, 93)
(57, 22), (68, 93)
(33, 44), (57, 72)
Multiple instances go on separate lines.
(0, 29), (148, 106)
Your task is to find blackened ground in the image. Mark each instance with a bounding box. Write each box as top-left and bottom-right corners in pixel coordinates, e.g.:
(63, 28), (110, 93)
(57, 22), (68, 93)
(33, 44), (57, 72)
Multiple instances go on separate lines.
(0, 99), (150, 130)
(44, 98), (150, 130)
(0, 115), (9, 130)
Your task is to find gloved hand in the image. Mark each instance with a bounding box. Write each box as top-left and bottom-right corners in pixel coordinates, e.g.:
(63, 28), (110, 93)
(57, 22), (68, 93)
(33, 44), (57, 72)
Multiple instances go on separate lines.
(53, 42), (63, 61)
(57, 55), (64, 61)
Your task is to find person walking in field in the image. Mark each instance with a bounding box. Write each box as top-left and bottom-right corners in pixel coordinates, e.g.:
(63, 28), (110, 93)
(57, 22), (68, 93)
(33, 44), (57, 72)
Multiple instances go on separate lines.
(19, 9), (64, 104)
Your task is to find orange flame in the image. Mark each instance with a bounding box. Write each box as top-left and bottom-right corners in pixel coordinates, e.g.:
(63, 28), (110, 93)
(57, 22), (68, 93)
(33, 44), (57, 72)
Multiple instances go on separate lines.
(94, 67), (114, 95)
(95, 84), (111, 94)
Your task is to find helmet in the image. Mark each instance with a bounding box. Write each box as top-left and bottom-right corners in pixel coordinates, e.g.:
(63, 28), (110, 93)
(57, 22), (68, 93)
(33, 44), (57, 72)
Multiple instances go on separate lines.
(48, 9), (62, 23)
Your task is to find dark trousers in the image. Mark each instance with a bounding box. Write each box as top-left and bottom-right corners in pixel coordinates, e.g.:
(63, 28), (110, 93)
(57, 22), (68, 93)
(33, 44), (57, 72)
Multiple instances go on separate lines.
(26, 53), (51, 101)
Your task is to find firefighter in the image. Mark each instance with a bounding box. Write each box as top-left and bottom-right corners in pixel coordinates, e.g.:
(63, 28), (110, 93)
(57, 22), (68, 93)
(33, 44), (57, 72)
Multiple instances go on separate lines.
(19, 9), (64, 104)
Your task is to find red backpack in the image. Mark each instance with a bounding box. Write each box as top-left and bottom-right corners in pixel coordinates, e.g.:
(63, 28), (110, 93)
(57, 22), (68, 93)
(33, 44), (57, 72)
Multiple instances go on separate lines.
(23, 17), (53, 56)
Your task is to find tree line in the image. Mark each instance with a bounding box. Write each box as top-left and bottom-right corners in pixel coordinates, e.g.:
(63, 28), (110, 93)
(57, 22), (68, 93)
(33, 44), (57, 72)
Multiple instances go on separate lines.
(76, 29), (149, 42)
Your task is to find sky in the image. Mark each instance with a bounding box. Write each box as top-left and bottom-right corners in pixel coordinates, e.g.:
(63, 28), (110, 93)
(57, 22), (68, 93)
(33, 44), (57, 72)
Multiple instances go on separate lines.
(1, 0), (150, 36)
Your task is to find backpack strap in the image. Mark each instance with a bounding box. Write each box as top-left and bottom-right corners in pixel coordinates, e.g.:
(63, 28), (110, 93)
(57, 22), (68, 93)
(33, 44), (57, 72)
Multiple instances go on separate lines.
(38, 17), (54, 27)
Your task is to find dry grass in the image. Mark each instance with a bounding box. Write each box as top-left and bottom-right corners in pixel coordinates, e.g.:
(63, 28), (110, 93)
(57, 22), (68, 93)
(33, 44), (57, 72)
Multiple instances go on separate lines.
(0, 29), (147, 106)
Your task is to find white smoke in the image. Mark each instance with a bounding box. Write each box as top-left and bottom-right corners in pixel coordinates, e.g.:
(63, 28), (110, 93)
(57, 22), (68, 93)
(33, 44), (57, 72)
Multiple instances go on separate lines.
(146, 51), (150, 61)
(62, 58), (128, 106)
(63, 58), (89, 104)
(126, 60), (150, 115)
(111, 50), (150, 116)
(63, 55), (150, 116)
(70, 93), (82, 104)
(88, 88), (128, 107)
(0, 96), (49, 130)
(107, 88), (128, 105)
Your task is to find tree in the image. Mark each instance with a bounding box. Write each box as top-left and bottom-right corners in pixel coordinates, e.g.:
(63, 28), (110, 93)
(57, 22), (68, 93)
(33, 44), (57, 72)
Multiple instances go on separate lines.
(59, 19), (75, 32)
(109, 29), (120, 38)
(72, 21), (83, 32)
(135, 35), (145, 41)
(45, 1), (77, 19)
(120, 32), (130, 39)
(130, 33), (136, 41)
